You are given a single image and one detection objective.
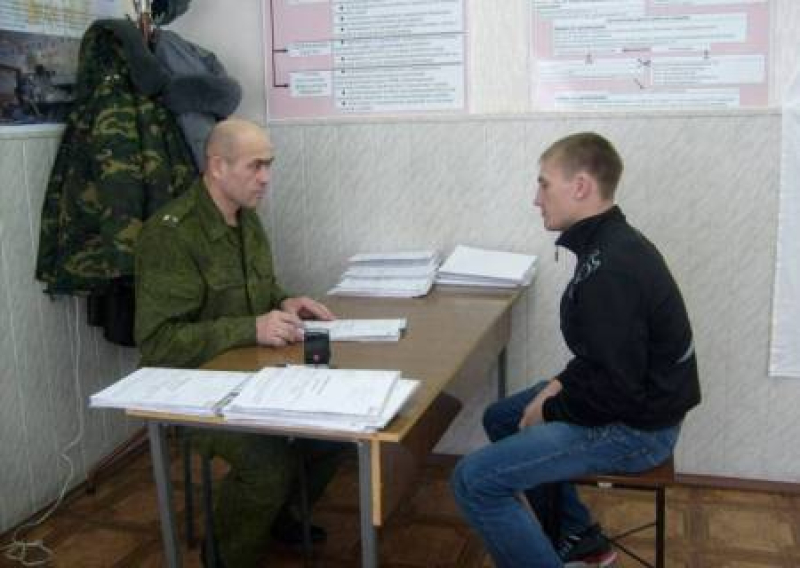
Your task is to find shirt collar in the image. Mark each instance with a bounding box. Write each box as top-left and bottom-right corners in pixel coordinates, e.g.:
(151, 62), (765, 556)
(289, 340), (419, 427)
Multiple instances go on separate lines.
(556, 205), (625, 254)
(197, 179), (237, 242)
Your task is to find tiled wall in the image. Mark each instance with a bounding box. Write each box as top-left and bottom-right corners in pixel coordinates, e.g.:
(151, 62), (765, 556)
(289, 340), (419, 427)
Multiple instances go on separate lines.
(263, 111), (800, 483)
(0, 129), (140, 535)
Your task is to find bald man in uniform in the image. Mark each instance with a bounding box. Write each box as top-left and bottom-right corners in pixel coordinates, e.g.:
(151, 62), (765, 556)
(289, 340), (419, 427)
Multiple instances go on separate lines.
(135, 118), (340, 567)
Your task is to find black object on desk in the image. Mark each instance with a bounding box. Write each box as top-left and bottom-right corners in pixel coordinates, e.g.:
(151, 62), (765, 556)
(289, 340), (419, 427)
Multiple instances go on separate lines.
(304, 329), (331, 365)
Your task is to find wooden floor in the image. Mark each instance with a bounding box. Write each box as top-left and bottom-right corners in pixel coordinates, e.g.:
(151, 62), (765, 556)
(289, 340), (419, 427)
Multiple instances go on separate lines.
(2, 445), (800, 567)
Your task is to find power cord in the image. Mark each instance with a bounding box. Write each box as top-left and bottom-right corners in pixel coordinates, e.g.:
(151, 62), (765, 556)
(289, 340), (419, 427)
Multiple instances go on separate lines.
(1, 297), (85, 566)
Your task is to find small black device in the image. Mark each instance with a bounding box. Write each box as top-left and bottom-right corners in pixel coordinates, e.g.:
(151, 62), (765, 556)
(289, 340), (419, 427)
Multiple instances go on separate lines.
(303, 329), (331, 365)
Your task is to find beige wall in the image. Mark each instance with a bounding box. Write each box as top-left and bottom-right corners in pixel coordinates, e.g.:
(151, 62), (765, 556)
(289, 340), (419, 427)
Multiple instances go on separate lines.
(0, 128), (140, 533)
(261, 111), (800, 484)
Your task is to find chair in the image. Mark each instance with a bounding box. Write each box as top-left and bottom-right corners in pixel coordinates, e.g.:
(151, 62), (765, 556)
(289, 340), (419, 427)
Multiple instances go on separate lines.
(574, 457), (675, 568)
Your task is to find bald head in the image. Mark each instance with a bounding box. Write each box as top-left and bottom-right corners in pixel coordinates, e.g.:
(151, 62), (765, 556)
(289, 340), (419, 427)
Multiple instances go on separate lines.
(203, 118), (275, 223)
(205, 118), (274, 167)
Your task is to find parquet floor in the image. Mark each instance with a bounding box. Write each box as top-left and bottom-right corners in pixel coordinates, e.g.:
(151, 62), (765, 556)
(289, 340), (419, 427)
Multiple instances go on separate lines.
(2, 446), (800, 567)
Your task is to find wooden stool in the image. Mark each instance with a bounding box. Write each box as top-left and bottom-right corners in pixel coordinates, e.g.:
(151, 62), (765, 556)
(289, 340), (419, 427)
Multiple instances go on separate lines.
(575, 457), (675, 568)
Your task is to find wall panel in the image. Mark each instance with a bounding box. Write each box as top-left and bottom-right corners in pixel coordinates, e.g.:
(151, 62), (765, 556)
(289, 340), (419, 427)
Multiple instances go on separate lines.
(0, 130), (141, 534)
(269, 112), (789, 481)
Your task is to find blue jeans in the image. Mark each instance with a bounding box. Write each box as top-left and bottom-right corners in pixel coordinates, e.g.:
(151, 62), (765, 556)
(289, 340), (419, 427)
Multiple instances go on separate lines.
(451, 381), (680, 568)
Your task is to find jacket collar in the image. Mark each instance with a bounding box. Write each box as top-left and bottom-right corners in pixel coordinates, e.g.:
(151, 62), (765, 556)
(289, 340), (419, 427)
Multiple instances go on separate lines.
(196, 178), (262, 244)
(556, 205), (625, 254)
(196, 179), (235, 242)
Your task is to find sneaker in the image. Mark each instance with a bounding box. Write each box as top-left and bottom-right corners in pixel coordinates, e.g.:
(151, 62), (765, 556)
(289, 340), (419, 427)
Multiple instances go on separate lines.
(557, 523), (618, 568)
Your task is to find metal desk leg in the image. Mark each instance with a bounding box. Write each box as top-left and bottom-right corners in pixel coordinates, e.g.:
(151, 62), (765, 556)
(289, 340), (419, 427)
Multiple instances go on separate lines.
(497, 347), (508, 400)
(148, 421), (182, 568)
(356, 440), (377, 568)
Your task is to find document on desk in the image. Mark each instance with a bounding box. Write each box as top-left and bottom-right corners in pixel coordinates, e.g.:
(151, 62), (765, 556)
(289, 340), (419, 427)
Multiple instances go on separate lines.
(348, 250), (438, 265)
(329, 250), (439, 298)
(224, 365), (400, 419)
(304, 319), (407, 342)
(224, 378), (420, 433)
(437, 245), (537, 288)
(89, 367), (251, 416)
(344, 260), (439, 278)
(329, 275), (435, 297)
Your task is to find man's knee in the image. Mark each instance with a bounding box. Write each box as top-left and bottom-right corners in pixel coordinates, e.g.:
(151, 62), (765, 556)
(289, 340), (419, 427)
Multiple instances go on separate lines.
(482, 402), (498, 431)
(483, 400), (513, 441)
(450, 456), (471, 505)
(451, 453), (493, 506)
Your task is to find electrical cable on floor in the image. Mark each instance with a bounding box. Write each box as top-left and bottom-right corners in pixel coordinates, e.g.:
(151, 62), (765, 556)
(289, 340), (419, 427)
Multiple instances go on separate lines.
(1, 297), (85, 566)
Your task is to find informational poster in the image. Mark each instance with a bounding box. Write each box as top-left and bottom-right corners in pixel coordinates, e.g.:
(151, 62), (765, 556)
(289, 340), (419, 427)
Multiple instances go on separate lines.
(265, 0), (466, 119)
(0, 0), (121, 37)
(0, 0), (124, 124)
(531, 0), (769, 109)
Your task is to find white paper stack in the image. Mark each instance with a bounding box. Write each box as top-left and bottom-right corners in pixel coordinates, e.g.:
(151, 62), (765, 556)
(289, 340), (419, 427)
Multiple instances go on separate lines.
(90, 365), (421, 434)
(328, 251), (439, 298)
(226, 378), (420, 433)
(304, 319), (407, 342)
(436, 245), (537, 289)
(89, 367), (250, 416)
(223, 366), (416, 432)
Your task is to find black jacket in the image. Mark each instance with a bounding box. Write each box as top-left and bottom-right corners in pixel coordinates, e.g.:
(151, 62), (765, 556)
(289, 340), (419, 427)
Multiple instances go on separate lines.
(542, 206), (701, 430)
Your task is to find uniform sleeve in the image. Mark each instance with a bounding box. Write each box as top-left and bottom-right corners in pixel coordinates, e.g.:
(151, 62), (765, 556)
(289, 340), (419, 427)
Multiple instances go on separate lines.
(134, 226), (257, 368)
(542, 269), (648, 426)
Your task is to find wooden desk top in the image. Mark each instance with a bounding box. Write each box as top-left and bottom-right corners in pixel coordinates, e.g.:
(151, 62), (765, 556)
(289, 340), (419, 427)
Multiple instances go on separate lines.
(201, 288), (517, 442)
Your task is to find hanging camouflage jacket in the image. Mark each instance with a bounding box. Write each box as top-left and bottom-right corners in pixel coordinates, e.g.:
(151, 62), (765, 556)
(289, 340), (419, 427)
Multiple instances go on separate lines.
(35, 19), (196, 295)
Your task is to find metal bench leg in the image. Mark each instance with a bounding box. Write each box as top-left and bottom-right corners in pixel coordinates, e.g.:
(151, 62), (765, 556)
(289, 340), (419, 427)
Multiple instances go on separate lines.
(296, 442), (314, 567)
(656, 485), (666, 568)
(201, 456), (218, 568)
(183, 434), (196, 548)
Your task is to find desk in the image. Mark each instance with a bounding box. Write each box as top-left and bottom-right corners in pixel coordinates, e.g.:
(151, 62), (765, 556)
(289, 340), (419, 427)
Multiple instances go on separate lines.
(132, 287), (517, 567)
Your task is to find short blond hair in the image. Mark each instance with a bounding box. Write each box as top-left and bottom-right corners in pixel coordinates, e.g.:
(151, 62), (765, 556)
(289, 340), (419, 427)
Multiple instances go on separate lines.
(540, 132), (623, 200)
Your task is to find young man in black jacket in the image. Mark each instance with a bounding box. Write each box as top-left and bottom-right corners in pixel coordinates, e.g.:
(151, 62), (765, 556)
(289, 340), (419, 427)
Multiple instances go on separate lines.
(452, 132), (701, 568)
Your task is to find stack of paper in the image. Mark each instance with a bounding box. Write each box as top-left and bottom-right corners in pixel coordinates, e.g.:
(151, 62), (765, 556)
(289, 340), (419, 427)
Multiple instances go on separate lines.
(304, 319), (407, 342)
(328, 251), (439, 298)
(223, 366), (415, 432)
(436, 245), (537, 289)
(89, 368), (250, 416)
(90, 366), (420, 433)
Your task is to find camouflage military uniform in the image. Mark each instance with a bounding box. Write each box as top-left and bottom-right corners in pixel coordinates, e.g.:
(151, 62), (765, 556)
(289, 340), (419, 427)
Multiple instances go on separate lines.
(135, 180), (341, 567)
(35, 20), (195, 295)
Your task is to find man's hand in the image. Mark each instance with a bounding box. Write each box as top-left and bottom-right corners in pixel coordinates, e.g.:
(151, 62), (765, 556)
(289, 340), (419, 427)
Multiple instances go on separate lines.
(256, 310), (305, 347)
(281, 296), (335, 321)
(519, 379), (563, 430)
